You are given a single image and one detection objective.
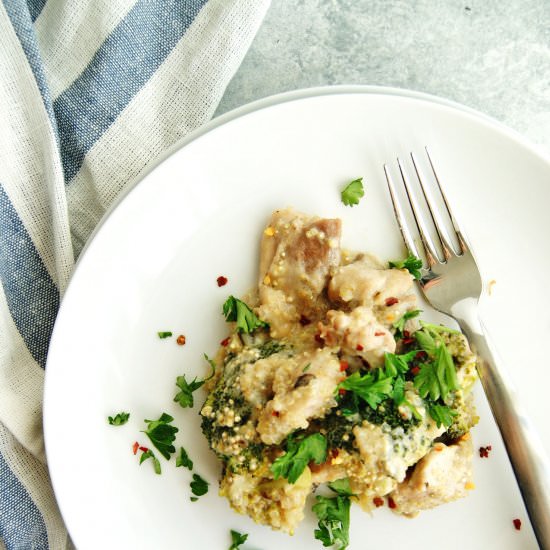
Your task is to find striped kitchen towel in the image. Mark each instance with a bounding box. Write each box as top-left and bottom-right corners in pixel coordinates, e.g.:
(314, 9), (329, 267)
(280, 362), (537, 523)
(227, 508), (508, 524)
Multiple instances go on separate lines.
(0, 1), (269, 548)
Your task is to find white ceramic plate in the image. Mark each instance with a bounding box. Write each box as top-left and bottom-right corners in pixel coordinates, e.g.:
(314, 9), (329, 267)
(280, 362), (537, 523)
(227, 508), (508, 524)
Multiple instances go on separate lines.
(44, 87), (550, 550)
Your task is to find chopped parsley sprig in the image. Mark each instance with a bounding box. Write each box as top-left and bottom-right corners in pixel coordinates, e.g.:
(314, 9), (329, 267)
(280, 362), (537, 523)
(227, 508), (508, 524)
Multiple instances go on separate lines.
(341, 178), (364, 207)
(139, 448), (161, 474)
(337, 370), (393, 410)
(190, 473), (209, 500)
(107, 412), (130, 426)
(222, 296), (268, 333)
(174, 354), (216, 409)
(313, 493), (351, 549)
(271, 433), (327, 484)
(392, 309), (421, 336)
(176, 446), (193, 470)
(142, 413), (178, 460)
(389, 253), (423, 279)
(229, 530), (248, 550)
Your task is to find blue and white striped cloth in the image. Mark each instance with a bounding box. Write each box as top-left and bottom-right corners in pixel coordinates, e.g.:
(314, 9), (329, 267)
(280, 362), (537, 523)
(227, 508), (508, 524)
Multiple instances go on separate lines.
(0, 1), (269, 547)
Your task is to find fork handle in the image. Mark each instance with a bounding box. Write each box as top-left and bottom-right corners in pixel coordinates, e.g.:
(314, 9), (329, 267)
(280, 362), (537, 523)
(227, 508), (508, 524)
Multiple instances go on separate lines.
(459, 313), (550, 550)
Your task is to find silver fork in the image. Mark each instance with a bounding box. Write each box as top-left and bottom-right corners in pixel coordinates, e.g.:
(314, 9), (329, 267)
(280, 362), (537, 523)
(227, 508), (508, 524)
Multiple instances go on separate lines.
(384, 148), (550, 550)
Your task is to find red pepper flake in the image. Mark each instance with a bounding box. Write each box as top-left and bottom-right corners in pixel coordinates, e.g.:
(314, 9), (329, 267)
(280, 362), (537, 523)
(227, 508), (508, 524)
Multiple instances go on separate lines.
(330, 448), (339, 458)
(410, 366), (420, 376)
(373, 497), (384, 508)
(339, 361), (349, 372)
(403, 330), (410, 338)
(385, 297), (399, 307)
(176, 334), (186, 346)
(338, 388), (347, 396)
(220, 336), (231, 347)
(132, 442), (139, 455)
(299, 315), (311, 326)
(513, 518), (522, 531)
(314, 333), (324, 344)
(388, 496), (397, 509)
(479, 445), (492, 458)
(415, 351), (427, 360)
(216, 276), (228, 287)
(139, 446), (149, 453)
(402, 337), (415, 345)
(356, 344), (364, 351)
(272, 411), (280, 417)
(374, 331), (385, 337)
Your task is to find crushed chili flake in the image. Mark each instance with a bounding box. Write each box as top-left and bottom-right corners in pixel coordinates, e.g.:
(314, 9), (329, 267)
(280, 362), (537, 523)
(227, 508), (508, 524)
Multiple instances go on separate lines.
(388, 496), (397, 509)
(272, 411), (280, 417)
(299, 315), (311, 326)
(176, 334), (186, 346)
(356, 344), (364, 351)
(415, 351), (427, 360)
(314, 333), (324, 344)
(132, 442), (139, 455)
(410, 366), (420, 376)
(339, 361), (349, 372)
(139, 446), (149, 453)
(373, 497), (384, 508)
(338, 388), (347, 396)
(513, 518), (522, 531)
(330, 448), (339, 458)
(402, 337), (415, 345)
(479, 445), (492, 458)
(385, 297), (399, 307)
(374, 331), (385, 337)
(403, 330), (410, 338)
(220, 336), (231, 347)
(216, 276), (228, 287)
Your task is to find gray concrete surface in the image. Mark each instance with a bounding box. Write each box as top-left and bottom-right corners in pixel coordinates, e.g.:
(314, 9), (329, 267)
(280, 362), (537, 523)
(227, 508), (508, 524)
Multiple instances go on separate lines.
(217, 0), (550, 151)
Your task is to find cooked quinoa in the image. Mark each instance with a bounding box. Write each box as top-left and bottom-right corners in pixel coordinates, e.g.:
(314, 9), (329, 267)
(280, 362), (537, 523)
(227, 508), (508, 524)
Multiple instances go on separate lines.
(200, 207), (479, 534)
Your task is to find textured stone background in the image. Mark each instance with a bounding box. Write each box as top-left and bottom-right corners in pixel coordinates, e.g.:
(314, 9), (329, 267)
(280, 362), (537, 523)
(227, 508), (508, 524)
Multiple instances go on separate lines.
(217, 0), (550, 151)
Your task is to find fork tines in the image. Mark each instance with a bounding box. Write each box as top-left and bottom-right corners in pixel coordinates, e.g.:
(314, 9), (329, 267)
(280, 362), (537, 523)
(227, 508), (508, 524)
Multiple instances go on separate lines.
(384, 147), (465, 269)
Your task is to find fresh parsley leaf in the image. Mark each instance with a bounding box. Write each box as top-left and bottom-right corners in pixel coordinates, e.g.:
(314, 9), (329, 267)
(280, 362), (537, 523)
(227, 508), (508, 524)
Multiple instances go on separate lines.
(383, 350), (418, 378)
(142, 413), (178, 460)
(176, 446), (193, 470)
(414, 362), (441, 401)
(174, 375), (203, 408)
(414, 329), (437, 356)
(435, 340), (459, 397)
(229, 530), (248, 550)
(190, 473), (209, 497)
(338, 370), (393, 410)
(139, 449), (161, 474)
(271, 433), (327, 484)
(427, 403), (458, 428)
(222, 296), (268, 333)
(389, 253), (423, 279)
(413, 338), (459, 402)
(313, 495), (351, 549)
(157, 331), (173, 339)
(393, 309), (422, 335)
(341, 178), (364, 207)
(328, 477), (355, 497)
(174, 355), (216, 409)
(107, 412), (130, 426)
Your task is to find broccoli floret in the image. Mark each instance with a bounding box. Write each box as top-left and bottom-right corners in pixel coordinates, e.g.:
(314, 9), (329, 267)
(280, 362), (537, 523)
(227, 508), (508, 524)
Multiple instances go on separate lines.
(445, 390), (479, 441)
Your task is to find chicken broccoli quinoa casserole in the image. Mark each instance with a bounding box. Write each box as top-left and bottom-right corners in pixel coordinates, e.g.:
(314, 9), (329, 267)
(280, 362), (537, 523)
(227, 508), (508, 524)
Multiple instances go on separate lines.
(200, 207), (480, 545)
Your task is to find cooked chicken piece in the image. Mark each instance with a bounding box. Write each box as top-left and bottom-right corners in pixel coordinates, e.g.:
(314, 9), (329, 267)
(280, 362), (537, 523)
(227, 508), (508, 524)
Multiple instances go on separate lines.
(255, 348), (342, 445)
(220, 466), (312, 534)
(328, 260), (416, 325)
(353, 391), (445, 483)
(257, 208), (341, 337)
(318, 306), (395, 366)
(389, 436), (474, 516)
